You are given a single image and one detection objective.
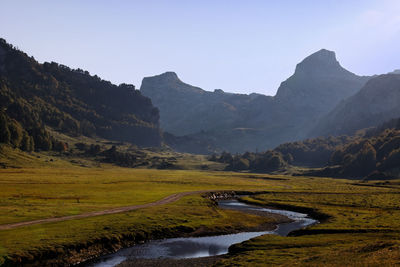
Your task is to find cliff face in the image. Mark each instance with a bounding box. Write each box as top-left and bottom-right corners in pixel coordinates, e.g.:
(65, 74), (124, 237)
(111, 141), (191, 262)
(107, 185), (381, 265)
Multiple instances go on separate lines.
(141, 49), (369, 153)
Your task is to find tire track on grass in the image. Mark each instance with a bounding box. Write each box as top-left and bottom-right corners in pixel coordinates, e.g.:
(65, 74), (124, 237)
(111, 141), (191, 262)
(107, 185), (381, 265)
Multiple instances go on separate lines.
(0, 190), (213, 230)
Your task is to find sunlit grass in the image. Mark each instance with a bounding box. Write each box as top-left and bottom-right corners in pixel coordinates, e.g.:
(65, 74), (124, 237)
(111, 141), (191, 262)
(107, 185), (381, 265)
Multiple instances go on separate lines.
(218, 180), (400, 266)
(0, 165), (299, 264)
(0, 167), (293, 225)
(2, 154), (400, 265)
(0, 194), (282, 265)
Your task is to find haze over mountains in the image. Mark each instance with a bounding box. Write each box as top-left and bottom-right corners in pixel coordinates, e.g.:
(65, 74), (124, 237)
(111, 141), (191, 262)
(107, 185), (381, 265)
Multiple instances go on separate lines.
(1, 37), (399, 156)
(313, 74), (400, 137)
(141, 49), (371, 153)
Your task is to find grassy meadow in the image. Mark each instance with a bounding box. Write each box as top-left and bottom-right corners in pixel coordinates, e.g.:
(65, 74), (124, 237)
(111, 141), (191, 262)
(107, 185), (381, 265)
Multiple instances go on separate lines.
(0, 156), (296, 265)
(1, 145), (400, 266)
(217, 180), (400, 266)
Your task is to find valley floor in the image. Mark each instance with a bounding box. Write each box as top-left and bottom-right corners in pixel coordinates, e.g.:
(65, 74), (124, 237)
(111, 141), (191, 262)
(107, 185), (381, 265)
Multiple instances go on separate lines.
(1, 163), (400, 266)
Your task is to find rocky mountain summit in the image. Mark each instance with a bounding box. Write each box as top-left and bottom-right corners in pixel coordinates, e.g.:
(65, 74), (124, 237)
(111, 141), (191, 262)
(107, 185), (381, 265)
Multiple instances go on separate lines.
(275, 49), (369, 113)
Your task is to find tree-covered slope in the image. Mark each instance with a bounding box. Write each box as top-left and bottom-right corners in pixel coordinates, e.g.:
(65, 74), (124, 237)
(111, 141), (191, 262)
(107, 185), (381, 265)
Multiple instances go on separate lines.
(214, 117), (400, 179)
(0, 38), (161, 151)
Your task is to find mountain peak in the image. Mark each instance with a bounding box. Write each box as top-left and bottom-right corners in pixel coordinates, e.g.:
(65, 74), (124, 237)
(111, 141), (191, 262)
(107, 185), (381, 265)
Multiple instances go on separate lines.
(274, 49), (369, 114)
(295, 49), (341, 74)
(158, 71), (179, 80)
(312, 48), (336, 57)
(141, 71), (204, 97)
(306, 49), (337, 62)
(143, 71), (180, 83)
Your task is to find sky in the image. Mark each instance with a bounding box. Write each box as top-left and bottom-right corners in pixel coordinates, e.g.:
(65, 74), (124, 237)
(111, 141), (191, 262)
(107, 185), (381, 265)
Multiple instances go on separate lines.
(1, 0), (399, 95)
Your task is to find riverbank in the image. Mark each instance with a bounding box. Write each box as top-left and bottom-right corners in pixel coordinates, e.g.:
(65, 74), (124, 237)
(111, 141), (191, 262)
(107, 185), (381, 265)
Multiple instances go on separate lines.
(215, 185), (400, 266)
(100, 199), (316, 267)
(0, 193), (289, 266)
(83, 198), (293, 266)
(3, 206), (287, 266)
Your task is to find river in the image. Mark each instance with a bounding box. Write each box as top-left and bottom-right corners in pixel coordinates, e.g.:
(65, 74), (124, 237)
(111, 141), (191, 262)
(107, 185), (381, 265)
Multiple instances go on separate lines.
(86, 199), (318, 267)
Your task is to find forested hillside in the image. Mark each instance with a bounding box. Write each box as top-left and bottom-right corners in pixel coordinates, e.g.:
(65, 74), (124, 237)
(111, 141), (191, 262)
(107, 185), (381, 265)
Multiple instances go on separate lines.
(213, 118), (400, 179)
(0, 38), (161, 152)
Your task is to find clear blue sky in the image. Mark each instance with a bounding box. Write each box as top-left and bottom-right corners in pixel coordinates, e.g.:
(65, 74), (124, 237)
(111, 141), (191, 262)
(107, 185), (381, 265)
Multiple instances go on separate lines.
(1, 0), (399, 95)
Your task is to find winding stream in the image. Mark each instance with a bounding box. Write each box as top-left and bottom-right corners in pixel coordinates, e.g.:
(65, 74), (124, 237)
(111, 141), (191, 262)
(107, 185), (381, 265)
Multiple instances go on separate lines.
(87, 199), (317, 267)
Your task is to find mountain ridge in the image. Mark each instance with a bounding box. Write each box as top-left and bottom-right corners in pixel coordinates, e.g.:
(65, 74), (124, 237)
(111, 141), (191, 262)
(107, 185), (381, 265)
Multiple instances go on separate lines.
(141, 49), (370, 153)
(312, 73), (400, 137)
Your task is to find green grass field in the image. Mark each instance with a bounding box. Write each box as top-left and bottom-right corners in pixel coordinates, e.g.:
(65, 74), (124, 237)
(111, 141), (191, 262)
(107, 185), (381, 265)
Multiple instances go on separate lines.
(217, 180), (400, 266)
(1, 147), (400, 266)
(0, 162), (298, 265)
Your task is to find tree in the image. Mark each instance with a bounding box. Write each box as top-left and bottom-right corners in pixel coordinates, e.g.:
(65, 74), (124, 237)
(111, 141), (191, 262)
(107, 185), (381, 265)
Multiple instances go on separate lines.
(252, 151), (287, 172)
(53, 141), (68, 152)
(20, 131), (34, 151)
(8, 120), (23, 148)
(229, 157), (250, 171)
(31, 127), (52, 151)
(343, 142), (376, 177)
(219, 151), (233, 164)
(28, 136), (35, 151)
(0, 113), (11, 144)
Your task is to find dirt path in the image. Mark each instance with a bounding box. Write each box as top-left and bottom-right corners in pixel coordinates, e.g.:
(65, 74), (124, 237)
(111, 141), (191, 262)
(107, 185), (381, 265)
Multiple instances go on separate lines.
(0, 190), (213, 230)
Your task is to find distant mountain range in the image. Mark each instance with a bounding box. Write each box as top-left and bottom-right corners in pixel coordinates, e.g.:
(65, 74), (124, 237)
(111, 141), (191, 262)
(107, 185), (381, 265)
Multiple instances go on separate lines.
(141, 49), (371, 153)
(1, 37), (399, 155)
